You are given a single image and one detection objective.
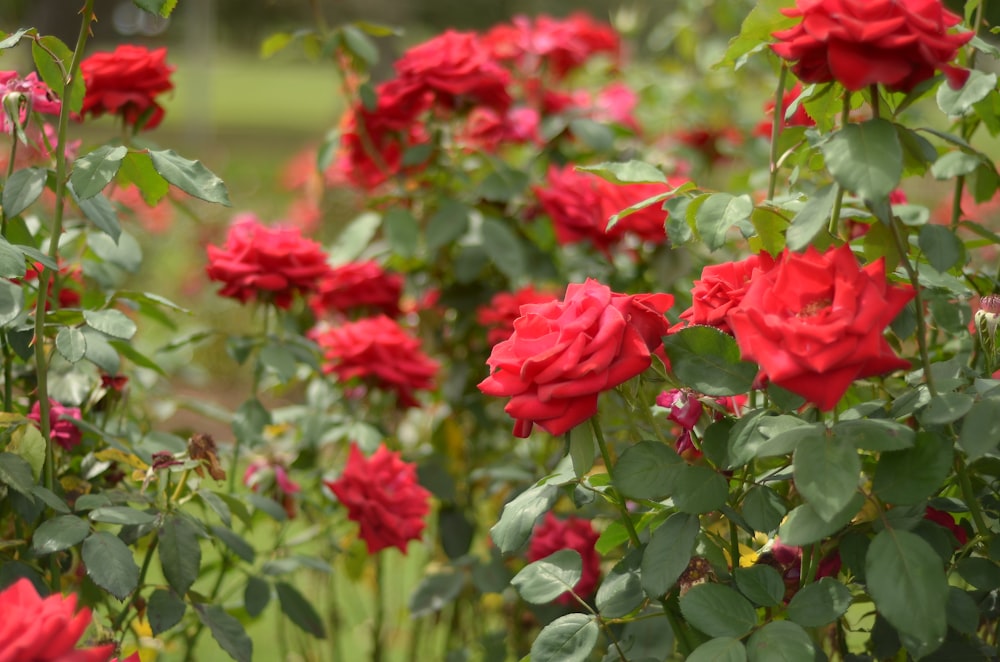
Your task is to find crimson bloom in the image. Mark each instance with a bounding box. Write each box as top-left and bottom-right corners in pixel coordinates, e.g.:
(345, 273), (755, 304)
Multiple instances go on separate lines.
(324, 443), (431, 554)
(28, 399), (83, 451)
(727, 244), (914, 410)
(477, 285), (559, 347)
(753, 83), (816, 138)
(310, 316), (438, 409)
(528, 514), (601, 605)
(205, 214), (332, 309)
(0, 578), (115, 662)
(678, 252), (778, 334)
(771, 0), (973, 93)
(308, 260), (404, 320)
(79, 45), (175, 129)
(478, 279), (673, 437)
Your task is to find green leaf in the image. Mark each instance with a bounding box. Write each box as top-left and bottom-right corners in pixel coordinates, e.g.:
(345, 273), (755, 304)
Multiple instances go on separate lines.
(382, 208), (419, 258)
(426, 201), (470, 253)
(613, 440), (683, 500)
(741, 485), (787, 533)
(695, 193), (754, 251)
(956, 557), (1000, 590)
(56, 327), (87, 363)
(159, 515), (201, 596)
(209, 524), (255, 563)
(84, 309), (138, 340)
(88, 230), (141, 272)
(530, 613), (599, 662)
(568, 426), (595, 478)
(919, 392), (975, 425)
(147, 149), (231, 206)
(148, 588), (186, 635)
(32, 36), (84, 114)
(120, 151), (170, 206)
(244, 576), (270, 617)
(32, 515), (90, 554)
(937, 70), (998, 116)
(512, 549), (582, 604)
(873, 431), (953, 505)
(2, 167), (46, 218)
(746, 621), (816, 662)
(866, 530), (948, 658)
(641, 513), (700, 599)
(0, 452), (35, 495)
(786, 577), (852, 626)
(663, 326), (758, 396)
(71, 188), (121, 242)
(31, 485), (70, 514)
(595, 550), (644, 618)
(959, 398), (1000, 460)
(834, 418), (915, 451)
(688, 637), (747, 662)
(341, 25), (379, 66)
(88, 506), (157, 526)
(0, 279), (24, 325)
(81, 328), (120, 374)
(786, 184), (837, 251)
(930, 151), (982, 180)
(576, 160), (667, 184)
(0, 237), (25, 279)
(132, 0), (179, 18)
(490, 482), (558, 554)
(734, 565), (786, 607)
(672, 465), (728, 514)
(568, 118), (613, 151)
(408, 571), (464, 617)
(481, 217), (526, 280)
(276, 581), (326, 638)
(196, 604), (253, 662)
(946, 587), (980, 634)
(8, 424), (44, 481)
(0, 28), (34, 50)
(714, 0), (798, 70)
(70, 146), (128, 200)
(680, 583), (758, 638)
(778, 492), (865, 546)
(822, 119), (902, 201)
(793, 432), (860, 521)
(260, 32), (292, 58)
(81, 531), (139, 600)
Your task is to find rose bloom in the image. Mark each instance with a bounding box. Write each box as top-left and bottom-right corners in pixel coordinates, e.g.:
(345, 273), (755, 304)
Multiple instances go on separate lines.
(924, 506), (968, 547)
(80, 45), (175, 130)
(761, 538), (841, 602)
(656, 389), (703, 429)
(771, 0), (973, 93)
(726, 244), (914, 411)
(477, 285), (559, 347)
(0, 578), (115, 662)
(28, 399), (83, 451)
(310, 316), (438, 409)
(478, 278), (673, 437)
(308, 260), (404, 320)
(456, 106), (542, 152)
(535, 165), (684, 254)
(324, 443), (430, 554)
(678, 252), (778, 334)
(395, 30), (511, 112)
(205, 213), (333, 309)
(0, 71), (61, 134)
(753, 83), (816, 139)
(528, 513), (601, 605)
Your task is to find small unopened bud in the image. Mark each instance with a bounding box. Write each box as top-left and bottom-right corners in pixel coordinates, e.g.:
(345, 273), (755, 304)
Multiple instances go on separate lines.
(976, 295), (1000, 373)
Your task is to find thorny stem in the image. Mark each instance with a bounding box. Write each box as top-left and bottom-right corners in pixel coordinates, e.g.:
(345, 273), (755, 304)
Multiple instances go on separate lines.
(888, 217), (937, 396)
(590, 416), (641, 548)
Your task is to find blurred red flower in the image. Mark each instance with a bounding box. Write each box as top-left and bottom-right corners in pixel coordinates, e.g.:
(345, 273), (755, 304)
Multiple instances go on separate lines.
(324, 443), (430, 554)
(678, 252), (778, 334)
(80, 45), (175, 130)
(28, 399), (83, 451)
(309, 260), (404, 320)
(528, 513), (601, 605)
(477, 285), (559, 347)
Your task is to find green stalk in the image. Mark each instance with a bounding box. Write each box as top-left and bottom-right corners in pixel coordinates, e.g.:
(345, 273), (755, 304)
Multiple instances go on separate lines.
(827, 94), (851, 237)
(766, 65), (788, 202)
(113, 536), (159, 636)
(955, 456), (989, 540)
(590, 416), (641, 548)
(373, 552), (385, 662)
(888, 217), (936, 396)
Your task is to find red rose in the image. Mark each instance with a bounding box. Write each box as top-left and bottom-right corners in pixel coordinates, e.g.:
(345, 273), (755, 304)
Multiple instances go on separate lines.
(205, 213), (332, 309)
(678, 252), (778, 334)
(478, 279), (673, 438)
(535, 165), (683, 254)
(771, 0), (973, 92)
(477, 285), (559, 347)
(395, 31), (511, 112)
(28, 399), (83, 451)
(80, 45), (174, 130)
(324, 443), (431, 554)
(764, 539), (841, 601)
(308, 260), (404, 320)
(0, 578), (115, 662)
(310, 316), (439, 409)
(528, 513), (601, 605)
(456, 106), (542, 152)
(727, 244), (914, 410)
(924, 506), (968, 547)
(753, 83), (816, 139)
(656, 389), (704, 429)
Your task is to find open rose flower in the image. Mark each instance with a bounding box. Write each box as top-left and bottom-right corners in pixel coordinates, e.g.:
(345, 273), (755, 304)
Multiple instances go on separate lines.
(80, 45), (175, 130)
(0, 578), (115, 662)
(528, 514), (601, 605)
(478, 279), (673, 437)
(308, 260), (405, 320)
(727, 244), (914, 410)
(28, 399), (83, 451)
(477, 285), (559, 347)
(771, 0), (973, 92)
(205, 213), (333, 309)
(678, 252), (778, 334)
(324, 443), (431, 554)
(310, 316), (438, 409)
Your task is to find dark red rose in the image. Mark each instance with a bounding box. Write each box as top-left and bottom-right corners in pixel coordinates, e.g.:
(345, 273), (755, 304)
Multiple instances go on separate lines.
(528, 513), (601, 605)
(0, 578), (115, 662)
(771, 0), (973, 92)
(28, 399), (83, 451)
(324, 443), (431, 554)
(727, 244), (914, 410)
(477, 285), (559, 347)
(753, 83), (816, 138)
(764, 538), (841, 602)
(79, 45), (175, 130)
(678, 252), (778, 334)
(205, 213), (332, 309)
(478, 279), (673, 437)
(308, 260), (404, 320)
(657, 389), (704, 429)
(310, 316), (439, 409)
